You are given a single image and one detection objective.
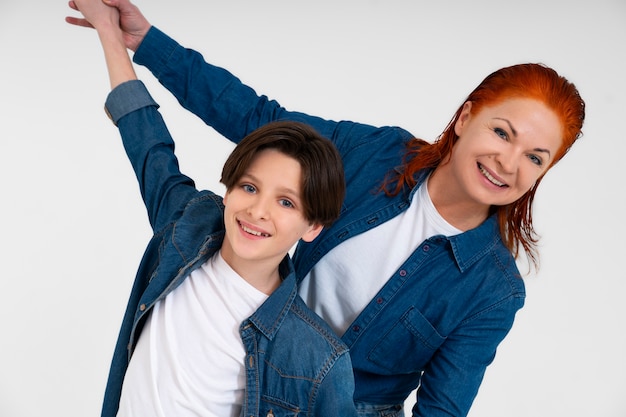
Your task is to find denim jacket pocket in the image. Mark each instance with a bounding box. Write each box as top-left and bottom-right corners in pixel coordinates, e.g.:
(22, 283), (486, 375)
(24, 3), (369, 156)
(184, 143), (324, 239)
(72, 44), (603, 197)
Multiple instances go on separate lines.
(259, 396), (300, 416)
(355, 402), (404, 417)
(367, 307), (445, 374)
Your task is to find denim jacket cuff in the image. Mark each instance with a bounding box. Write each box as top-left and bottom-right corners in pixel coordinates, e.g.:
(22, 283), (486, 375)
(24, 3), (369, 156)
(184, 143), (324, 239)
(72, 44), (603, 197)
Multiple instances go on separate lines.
(104, 80), (159, 126)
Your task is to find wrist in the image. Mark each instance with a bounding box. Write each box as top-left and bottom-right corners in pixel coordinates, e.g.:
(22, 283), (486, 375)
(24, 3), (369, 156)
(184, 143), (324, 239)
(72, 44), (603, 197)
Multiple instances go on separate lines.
(129, 26), (150, 52)
(98, 29), (137, 89)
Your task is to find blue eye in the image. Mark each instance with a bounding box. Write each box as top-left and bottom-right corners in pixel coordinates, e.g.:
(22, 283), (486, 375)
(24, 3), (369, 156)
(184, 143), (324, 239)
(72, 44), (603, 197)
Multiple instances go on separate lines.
(242, 184), (256, 193)
(528, 154), (543, 166)
(494, 127), (508, 140)
(279, 199), (294, 208)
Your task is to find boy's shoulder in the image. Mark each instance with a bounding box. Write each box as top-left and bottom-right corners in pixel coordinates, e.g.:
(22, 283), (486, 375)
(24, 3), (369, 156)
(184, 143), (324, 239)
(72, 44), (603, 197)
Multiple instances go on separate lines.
(175, 190), (225, 226)
(168, 190), (225, 258)
(256, 292), (349, 380)
(286, 295), (349, 354)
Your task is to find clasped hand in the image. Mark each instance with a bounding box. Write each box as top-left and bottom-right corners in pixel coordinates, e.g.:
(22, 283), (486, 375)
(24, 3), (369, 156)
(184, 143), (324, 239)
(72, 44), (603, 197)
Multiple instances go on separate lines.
(65, 0), (150, 52)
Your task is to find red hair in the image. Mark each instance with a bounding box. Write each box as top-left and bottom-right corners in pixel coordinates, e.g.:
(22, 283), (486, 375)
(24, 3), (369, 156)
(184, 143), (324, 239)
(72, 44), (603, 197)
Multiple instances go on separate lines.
(386, 63), (585, 267)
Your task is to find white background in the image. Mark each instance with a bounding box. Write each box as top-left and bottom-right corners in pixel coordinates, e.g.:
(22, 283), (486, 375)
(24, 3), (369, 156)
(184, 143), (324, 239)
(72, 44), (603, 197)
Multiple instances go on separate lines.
(1, 1), (625, 416)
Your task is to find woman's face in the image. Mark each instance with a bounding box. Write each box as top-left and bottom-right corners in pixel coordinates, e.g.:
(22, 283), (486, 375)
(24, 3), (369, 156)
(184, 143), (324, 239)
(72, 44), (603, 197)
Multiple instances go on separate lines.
(443, 97), (562, 212)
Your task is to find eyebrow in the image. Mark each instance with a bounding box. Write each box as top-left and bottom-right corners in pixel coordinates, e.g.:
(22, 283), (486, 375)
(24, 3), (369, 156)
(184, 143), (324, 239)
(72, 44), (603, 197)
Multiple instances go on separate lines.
(494, 117), (552, 157)
(494, 117), (518, 137)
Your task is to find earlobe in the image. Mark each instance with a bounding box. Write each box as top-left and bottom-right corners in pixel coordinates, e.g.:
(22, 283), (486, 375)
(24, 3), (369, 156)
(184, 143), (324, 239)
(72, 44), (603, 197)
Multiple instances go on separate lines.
(454, 101), (473, 136)
(301, 223), (324, 243)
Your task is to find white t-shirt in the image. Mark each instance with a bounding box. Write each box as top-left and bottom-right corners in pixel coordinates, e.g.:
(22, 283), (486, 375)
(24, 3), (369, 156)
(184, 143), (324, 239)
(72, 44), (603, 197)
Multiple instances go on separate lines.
(117, 252), (268, 417)
(299, 182), (461, 336)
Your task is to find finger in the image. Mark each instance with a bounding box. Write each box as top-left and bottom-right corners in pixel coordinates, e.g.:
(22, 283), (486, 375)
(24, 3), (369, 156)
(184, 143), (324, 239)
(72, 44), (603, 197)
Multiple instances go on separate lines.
(68, 1), (78, 11)
(65, 16), (95, 29)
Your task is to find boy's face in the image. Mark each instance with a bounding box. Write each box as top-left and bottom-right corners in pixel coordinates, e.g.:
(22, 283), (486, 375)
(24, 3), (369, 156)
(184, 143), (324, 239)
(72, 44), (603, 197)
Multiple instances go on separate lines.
(221, 149), (323, 285)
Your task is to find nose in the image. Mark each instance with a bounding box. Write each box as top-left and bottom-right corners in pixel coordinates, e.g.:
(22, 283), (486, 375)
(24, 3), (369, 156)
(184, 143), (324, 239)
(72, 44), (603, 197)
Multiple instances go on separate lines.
(495, 148), (520, 174)
(246, 195), (270, 220)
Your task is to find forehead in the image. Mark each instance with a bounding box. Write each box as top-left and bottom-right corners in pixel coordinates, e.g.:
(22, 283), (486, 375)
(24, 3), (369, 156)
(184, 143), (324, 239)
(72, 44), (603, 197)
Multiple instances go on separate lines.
(245, 148), (303, 188)
(247, 148), (302, 170)
(482, 98), (563, 148)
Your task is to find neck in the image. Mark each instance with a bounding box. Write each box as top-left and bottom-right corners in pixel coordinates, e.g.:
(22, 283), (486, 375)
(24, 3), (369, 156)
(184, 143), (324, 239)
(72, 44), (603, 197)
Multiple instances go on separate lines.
(427, 168), (489, 231)
(219, 249), (282, 295)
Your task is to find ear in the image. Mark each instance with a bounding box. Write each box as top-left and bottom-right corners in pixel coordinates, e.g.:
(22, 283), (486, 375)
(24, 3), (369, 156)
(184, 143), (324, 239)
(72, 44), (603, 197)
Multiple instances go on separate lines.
(454, 101), (473, 136)
(301, 223), (324, 243)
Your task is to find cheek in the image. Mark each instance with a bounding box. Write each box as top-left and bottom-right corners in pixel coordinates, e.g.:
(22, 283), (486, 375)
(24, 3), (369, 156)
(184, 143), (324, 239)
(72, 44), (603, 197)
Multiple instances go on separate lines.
(276, 215), (307, 237)
(222, 205), (234, 224)
(518, 168), (542, 191)
(447, 144), (472, 173)
(222, 194), (240, 219)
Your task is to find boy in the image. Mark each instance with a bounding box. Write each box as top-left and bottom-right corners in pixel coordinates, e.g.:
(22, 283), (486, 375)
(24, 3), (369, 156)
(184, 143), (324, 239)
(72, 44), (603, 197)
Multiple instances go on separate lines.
(67, 1), (356, 416)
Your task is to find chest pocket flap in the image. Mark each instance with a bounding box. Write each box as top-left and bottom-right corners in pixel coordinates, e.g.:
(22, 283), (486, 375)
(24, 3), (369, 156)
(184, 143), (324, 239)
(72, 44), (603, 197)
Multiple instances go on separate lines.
(367, 307), (446, 374)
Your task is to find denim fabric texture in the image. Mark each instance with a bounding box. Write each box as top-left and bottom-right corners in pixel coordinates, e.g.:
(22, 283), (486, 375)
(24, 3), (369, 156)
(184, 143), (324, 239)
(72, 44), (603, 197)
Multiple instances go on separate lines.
(133, 27), (526, 417)
(101, 81), (357, 417)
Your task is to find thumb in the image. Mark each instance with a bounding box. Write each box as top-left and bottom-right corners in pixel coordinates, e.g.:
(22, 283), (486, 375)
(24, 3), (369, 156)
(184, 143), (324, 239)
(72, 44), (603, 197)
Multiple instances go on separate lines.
(102, 0), (134, 14)
(101, 0), (119, 7)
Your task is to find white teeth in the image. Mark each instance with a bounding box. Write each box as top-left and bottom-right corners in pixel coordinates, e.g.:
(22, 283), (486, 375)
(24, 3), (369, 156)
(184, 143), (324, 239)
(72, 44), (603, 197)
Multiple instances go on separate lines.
(241, 223), (269, 237)
(479, 164), (506, 187)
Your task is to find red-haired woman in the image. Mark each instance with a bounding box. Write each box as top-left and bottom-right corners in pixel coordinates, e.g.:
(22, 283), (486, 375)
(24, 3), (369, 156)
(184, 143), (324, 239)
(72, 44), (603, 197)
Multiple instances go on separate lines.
(67, 1), (585, 416)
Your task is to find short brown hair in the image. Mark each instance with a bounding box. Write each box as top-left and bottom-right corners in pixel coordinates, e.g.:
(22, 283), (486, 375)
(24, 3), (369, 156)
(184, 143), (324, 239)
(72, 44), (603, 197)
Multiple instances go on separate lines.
(221, 121), (345, 227)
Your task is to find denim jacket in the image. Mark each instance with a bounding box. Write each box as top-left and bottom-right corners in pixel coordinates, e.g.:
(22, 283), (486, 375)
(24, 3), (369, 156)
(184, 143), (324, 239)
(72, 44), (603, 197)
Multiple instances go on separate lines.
(133, 27), (526, 417)
(100, 81), (357, 417)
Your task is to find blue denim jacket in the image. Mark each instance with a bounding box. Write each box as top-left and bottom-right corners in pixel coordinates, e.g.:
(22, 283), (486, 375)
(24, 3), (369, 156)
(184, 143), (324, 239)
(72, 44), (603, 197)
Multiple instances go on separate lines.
(100, 81), (357, 417)
(133, 27), (526, 417)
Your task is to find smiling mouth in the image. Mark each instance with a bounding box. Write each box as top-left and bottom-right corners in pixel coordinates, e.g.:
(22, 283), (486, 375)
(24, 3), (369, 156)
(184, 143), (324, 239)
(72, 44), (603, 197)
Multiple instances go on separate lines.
(238, 221), (271, 237)
(478, 163), (507, 187)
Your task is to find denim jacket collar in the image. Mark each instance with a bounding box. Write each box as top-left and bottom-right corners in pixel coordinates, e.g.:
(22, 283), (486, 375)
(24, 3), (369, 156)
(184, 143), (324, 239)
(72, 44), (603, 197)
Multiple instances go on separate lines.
(246, 258), (298, 340)
(449, 215), (502, 273)
(408, 167), (504, 274)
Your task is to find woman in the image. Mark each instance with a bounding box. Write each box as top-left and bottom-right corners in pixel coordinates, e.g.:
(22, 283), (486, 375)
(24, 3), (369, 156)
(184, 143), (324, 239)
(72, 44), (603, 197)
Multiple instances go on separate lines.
(67, 1), (585, 415)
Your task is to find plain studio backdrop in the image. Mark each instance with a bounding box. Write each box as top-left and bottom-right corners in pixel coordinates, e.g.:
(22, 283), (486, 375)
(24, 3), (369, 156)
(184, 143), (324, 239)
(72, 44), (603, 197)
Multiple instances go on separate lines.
(1, 1), (625, 416)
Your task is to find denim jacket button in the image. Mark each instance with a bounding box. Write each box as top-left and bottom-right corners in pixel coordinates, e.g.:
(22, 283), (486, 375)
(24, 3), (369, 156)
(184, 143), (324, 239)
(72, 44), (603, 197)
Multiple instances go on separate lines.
(399, 270), (407, 277)
(352, 325), (361, 332)
(423, 244), (430, 252)
(139, 304), (146, 311)
(266, 411), (275, 417)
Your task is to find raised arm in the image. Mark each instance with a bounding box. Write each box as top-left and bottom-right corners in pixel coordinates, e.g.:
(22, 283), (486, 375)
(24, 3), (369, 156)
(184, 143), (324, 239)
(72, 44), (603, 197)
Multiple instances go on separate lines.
(68, 0), (379, 154)
(67, 0), (200, 232)
(132, 26), (343, 145)
(67, 0), (136, 89)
